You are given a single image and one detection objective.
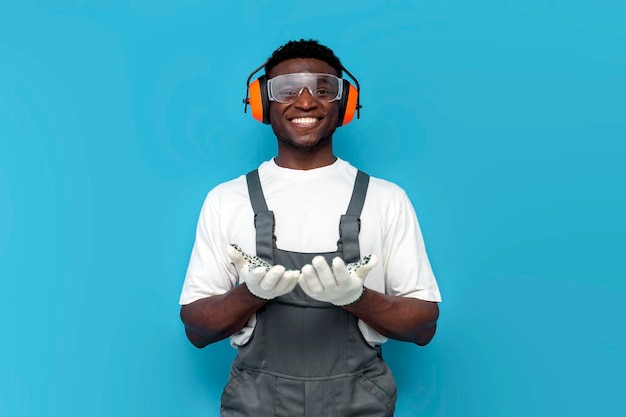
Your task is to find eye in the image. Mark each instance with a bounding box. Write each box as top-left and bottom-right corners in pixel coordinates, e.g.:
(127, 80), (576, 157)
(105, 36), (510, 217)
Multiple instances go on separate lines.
(281, 89), (299, 97)
(275, 88), (300, 101)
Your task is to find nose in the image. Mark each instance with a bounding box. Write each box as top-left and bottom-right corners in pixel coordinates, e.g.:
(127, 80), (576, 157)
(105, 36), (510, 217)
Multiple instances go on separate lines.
(293, 87), (319, 109)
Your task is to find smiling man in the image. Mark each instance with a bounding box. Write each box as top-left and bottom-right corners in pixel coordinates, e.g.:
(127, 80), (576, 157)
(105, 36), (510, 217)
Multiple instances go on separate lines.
(179, 39), (442, 417)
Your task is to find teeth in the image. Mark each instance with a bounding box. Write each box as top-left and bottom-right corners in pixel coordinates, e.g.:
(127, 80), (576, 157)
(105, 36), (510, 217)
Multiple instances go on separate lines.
(291, 117), (318, 125)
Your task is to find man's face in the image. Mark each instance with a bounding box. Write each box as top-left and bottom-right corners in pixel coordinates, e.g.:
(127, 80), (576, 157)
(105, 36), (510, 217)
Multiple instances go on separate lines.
(267, 58), (340, 152)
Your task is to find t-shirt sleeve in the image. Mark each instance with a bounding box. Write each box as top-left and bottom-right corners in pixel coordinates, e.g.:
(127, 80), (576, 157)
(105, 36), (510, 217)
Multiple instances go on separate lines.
(382, 190), (442, 302)
(179, 189), (238, 305)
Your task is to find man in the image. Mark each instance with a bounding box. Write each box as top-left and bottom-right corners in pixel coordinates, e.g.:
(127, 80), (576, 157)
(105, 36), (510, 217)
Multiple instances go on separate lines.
(179, 39), (441, 416)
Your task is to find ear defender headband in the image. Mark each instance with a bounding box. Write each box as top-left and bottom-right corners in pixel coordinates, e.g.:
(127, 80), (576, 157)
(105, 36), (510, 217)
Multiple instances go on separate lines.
(243, 60), (361, 127)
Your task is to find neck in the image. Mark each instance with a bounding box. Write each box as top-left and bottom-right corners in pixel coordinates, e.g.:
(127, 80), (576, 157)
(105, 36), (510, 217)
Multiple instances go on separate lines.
(274, 145), (337, 170)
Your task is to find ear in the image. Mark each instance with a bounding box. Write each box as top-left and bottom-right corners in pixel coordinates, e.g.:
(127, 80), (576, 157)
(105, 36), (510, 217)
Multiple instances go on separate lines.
(337, 80), (359, 126)
(248, 75), (271, 124)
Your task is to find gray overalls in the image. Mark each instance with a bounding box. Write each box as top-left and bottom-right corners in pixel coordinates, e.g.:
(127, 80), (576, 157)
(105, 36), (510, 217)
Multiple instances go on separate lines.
(220, 170), (397, 417)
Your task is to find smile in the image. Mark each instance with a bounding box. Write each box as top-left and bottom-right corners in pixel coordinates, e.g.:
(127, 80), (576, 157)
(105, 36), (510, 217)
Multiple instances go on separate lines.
(289, 117), (320, 127)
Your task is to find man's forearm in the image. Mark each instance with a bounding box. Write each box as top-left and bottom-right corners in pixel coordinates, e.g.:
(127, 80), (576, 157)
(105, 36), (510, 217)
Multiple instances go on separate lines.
(180, 284), (267, 348)
(344, 288), (439, 345)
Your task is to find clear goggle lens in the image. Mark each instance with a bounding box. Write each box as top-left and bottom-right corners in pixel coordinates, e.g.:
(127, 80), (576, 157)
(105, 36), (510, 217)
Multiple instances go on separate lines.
(267, 73), (343, 104)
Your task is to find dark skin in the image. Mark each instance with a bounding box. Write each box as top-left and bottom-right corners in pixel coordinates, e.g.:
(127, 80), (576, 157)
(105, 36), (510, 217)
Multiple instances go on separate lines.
(269, 58), (339, 169)
(180, 58), (439, 348)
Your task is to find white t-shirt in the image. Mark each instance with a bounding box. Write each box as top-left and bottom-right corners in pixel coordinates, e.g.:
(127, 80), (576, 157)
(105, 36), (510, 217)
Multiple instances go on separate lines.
(180, 158), (442, 346)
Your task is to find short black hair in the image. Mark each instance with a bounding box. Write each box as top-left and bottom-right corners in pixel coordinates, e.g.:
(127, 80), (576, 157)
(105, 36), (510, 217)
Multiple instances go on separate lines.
(265, 39), (343, 76)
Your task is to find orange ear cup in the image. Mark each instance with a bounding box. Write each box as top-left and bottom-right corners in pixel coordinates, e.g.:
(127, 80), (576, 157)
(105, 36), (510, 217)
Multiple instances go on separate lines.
(248, 79), (265, 123)
(341, 84), (359, 126)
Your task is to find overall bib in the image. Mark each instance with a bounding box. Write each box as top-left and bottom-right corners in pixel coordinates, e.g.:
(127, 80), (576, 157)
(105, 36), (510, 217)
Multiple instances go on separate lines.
(220, 170), (397, 417)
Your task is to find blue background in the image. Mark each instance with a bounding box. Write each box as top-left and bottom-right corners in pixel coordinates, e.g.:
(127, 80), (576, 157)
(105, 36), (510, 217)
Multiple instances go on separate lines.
(1, 1), (624, 416)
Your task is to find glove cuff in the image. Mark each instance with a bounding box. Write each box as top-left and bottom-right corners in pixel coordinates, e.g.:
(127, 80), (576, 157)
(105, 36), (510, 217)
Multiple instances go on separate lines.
(336, 287), (365, 307)
(244, 283), (273, 301)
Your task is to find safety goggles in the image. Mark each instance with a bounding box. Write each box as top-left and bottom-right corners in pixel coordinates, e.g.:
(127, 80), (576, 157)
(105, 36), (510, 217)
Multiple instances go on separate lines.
(267, 73), (343, 104)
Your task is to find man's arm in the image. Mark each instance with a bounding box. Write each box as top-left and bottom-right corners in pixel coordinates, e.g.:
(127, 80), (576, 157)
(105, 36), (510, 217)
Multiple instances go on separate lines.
(181, 245), (301, 348)
(180, 284), (266, 348)
(344, 288), (439, 346)
(298, 255), (439, 346)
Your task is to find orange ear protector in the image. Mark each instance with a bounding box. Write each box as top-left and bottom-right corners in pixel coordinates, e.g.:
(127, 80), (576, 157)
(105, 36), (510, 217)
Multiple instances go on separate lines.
(243, 60), (361, 127)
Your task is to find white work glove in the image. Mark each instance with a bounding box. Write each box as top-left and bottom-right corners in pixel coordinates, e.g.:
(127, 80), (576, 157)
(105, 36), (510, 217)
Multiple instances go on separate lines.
(227, 244), (299, 300)
(298, 255), (378, 306)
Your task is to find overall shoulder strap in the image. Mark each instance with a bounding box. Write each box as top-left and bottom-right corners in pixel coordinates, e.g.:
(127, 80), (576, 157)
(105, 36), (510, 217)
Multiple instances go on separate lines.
(245, 170), (275, 263)
(338, 170), (370, 263)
